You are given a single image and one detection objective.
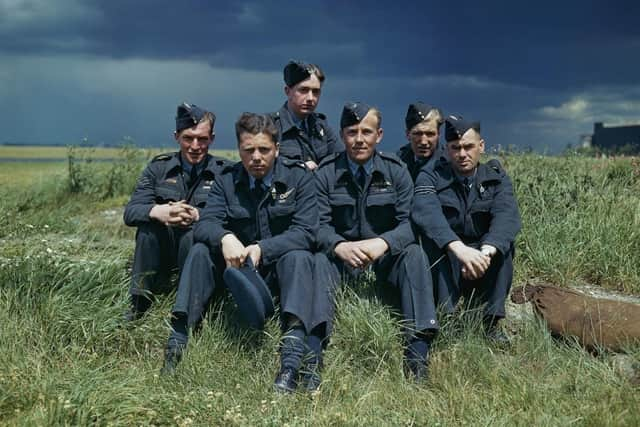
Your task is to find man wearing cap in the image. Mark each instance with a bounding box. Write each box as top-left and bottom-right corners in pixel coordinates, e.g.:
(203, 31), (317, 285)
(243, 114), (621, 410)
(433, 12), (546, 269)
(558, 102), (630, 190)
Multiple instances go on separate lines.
(270, 60), (340, 171)
(123, 103), (228, 321)
(314, 102), (439, 382)
(162, 113), (328, 394)
(397, 102), (445, 182)
(412, 116), (521, 342)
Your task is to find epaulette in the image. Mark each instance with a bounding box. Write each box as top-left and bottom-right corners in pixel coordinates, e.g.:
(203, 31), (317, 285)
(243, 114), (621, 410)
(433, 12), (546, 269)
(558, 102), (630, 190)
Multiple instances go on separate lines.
(280, 157), (306, 169)
(221, 162), (237, 174)
(396, 144), (411, 159)
(317, 151), (341, 168)
(378, 151), (404, 166)
(314, 112), (327, 120)
(151, 152), (174, 162)
(269, 111), (280, 121)
(210, 155), (232, 167)
(486, 158), (505, 174)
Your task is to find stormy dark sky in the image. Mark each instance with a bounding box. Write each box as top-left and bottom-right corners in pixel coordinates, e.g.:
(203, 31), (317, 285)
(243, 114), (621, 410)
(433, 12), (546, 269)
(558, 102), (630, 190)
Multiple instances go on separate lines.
(1, 0), (639, 153)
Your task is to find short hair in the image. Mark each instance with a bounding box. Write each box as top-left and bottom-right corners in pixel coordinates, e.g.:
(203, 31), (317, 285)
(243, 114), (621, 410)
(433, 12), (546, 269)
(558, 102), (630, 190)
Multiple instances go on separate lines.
(369, 107), (382, 129)
(235, 113), (279, 144)
(307, 63), (325, 84)
(408, 108), (443, 131)
(200, 112), (216, 135)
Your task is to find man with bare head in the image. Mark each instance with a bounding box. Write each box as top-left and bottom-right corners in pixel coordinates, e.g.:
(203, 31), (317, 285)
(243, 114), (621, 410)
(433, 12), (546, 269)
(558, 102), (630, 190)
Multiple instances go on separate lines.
(162, 113), (329, 395)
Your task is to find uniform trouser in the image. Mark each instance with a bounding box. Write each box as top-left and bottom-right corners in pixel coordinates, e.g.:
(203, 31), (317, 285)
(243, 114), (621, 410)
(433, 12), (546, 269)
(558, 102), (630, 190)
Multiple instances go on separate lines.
(129, 222), (193, 298)
(429, 243), (514, 319)
(172, 242), (324, 333)
(317, 243), (439, 338)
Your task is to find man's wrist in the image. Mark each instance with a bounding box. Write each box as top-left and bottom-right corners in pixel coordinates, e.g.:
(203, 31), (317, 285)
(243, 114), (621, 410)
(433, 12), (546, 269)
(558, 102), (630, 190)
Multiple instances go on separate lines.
(447, 240), (464, 251)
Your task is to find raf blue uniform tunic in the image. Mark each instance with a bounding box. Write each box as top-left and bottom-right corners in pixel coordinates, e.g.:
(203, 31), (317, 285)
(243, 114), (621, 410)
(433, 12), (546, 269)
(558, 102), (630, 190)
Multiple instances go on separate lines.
(314, 150), (439, 336)
(123, 152), (229, 298)
(172, 156), (327, 332)
(412, 158), (521, 318)
(396, 142), (446, 182)
(271, 103), (341, 164)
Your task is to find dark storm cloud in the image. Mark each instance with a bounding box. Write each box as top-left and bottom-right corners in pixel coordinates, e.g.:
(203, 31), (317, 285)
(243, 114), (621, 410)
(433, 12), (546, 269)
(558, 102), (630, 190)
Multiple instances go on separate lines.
(2, 0), (639, 90)
(1, 0), (638, 153)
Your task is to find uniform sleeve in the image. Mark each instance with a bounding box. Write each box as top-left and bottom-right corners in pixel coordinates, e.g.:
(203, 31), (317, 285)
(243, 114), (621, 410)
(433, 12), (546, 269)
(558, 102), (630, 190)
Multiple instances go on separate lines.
(316, 167), (347, 254)
(193, 175), (231, 250)
(411, 167), (460, 249)
(123, 163), (158, 226)
(378, 165), (416, 255)
(482, 173), (521, 254)
(258, 169), (318, 264)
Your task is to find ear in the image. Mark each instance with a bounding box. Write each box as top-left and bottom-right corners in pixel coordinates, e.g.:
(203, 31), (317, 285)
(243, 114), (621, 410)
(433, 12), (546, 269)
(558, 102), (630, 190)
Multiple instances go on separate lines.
(479, 138), (485, 154)
(174, 131), (179, 142)
(275, 142), (280, 157)
(375, 127), (384, 145)
(284, 85), (291, 97)
(405, 130), (411, 142)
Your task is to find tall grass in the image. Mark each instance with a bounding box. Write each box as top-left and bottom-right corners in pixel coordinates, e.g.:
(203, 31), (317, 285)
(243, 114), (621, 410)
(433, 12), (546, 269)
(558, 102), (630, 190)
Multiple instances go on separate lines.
(0, 151), (638, 425)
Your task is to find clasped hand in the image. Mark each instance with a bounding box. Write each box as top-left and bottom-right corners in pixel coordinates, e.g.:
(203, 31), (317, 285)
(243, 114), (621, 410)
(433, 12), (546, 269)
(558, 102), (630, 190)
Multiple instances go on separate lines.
(334, 238), (389, 269)
(150, 200), (199, 228)
(447, 241), (497, 280)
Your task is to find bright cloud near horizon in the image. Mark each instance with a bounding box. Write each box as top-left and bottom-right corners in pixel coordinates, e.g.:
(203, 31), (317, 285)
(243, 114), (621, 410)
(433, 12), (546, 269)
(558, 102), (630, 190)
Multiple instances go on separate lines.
(1, 0), (639, 153)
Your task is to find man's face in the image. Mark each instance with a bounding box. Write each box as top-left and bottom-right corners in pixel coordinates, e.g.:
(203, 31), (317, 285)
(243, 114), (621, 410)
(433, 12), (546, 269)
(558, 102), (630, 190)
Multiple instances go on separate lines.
(407, 120), (439, 159)
(447, 129), (484, 176)
(175, 120), (213, 165)
(284, 74), (322, 119)
(238, 132), (279, 179)
(341, 111), (383, 165)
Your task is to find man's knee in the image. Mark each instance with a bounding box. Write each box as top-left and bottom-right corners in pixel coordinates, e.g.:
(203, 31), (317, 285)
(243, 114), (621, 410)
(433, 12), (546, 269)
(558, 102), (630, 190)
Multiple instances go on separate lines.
(277, 249), (314, 269)
(136, 222), (167, 242)
(188, 242), (211, 260)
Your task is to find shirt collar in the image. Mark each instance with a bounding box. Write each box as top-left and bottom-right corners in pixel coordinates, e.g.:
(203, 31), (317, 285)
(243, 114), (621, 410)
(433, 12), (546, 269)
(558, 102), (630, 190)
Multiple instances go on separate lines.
(180, 155), (206, 174)
(249, 168), (274, 189)
(347, 155), (374, 177)
(286, 105), (306, 128)
(455, 169), (477, 186)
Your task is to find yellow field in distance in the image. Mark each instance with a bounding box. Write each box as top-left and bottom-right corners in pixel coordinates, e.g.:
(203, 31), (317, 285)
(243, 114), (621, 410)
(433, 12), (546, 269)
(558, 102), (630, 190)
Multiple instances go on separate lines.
(0, 145), (238, 160)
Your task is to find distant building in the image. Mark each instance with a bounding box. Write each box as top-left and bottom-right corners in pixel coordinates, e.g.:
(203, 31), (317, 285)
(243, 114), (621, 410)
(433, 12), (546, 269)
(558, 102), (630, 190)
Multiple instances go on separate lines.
(590, 122), (640, 151)
(579, 134), (592, 148)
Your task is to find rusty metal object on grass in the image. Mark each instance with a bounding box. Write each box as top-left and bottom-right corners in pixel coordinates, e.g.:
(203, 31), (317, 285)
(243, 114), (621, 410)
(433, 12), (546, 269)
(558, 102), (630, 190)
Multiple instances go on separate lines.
(511, 283), (640, 352)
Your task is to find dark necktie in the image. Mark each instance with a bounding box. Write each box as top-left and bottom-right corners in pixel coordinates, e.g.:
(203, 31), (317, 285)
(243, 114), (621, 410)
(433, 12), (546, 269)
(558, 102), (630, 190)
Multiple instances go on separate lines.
(356, 166), (367, 190)
(252, 179), (265, 202)
(189, 166), (199, 189)
(463, 177), (471, 196)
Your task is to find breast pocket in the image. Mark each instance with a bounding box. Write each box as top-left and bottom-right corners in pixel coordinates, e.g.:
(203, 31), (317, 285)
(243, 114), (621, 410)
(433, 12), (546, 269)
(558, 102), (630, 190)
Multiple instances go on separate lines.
(329, 193), (356, 232)
(267, 202), (296, 235)
(226, 204), (253, 241)
(155, 184), (182, 203)
(191, 186), (211, 208)
(365, 191), (398, 232)
(470, 200), (492, 235)
(312, 138), (328, 160)
(278, 141), (303, 160)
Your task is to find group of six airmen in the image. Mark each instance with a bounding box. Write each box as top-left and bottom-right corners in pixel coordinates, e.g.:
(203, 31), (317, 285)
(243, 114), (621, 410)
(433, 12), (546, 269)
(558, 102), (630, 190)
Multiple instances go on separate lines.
(123, 60), (521, 393)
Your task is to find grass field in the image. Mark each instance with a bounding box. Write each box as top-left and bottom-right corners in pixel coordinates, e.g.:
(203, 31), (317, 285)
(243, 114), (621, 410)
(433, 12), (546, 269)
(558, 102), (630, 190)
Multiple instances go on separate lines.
(0, 148), (638, 425)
